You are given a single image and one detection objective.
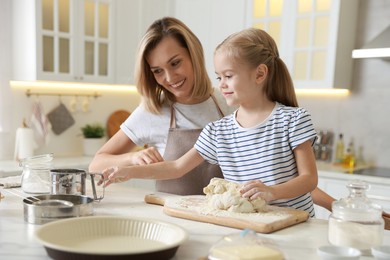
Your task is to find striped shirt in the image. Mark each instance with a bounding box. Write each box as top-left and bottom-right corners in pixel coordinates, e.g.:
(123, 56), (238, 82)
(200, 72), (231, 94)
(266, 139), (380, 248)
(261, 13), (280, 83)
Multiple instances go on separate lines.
(195, 102), (317, 217)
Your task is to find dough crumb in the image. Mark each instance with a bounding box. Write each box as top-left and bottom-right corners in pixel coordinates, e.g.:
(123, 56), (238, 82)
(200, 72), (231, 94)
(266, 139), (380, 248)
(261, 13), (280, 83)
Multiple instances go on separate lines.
(203, 178), (267, 213)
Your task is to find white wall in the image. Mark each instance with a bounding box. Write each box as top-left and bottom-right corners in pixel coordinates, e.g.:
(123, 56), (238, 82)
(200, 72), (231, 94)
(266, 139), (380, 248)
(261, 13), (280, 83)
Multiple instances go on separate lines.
(8, 88), (141, 158)
(0, 0), (13, 158)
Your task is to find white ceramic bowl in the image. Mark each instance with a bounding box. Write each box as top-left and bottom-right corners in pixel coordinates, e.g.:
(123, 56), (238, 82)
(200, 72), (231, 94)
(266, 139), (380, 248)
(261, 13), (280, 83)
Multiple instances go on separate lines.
(371, 245), (390, 260)
(35, 216), (188, 259)
(317, 245), (361, 260)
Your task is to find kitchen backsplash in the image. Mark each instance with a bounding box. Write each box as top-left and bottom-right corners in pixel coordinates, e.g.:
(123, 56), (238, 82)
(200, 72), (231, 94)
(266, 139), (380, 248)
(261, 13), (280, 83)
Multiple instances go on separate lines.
(0, 88), (141, 159)
(314, 130), (334, 162)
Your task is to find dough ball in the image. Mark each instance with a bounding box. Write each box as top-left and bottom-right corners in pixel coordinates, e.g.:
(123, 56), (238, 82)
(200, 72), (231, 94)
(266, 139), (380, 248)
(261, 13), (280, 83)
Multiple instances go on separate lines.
(203, 177), (267, 213)
(229, 199), (254, 213)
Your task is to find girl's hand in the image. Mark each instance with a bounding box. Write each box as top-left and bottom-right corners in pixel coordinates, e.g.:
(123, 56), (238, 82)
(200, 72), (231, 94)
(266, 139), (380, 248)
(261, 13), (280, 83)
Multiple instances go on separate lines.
(240, 180), (274, 202)
(132, 147), (164, 165)
(98, 166), (130, 188)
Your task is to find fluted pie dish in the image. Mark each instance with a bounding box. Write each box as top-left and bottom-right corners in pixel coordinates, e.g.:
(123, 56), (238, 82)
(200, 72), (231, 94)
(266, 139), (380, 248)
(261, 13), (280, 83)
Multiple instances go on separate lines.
(35, 216), (188, 259)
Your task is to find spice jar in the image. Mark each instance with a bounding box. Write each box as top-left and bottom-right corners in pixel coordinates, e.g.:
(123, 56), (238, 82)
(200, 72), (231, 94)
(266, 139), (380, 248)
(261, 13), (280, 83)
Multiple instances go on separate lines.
(20, 154), (53, 194)
(328, 179), (384, 252)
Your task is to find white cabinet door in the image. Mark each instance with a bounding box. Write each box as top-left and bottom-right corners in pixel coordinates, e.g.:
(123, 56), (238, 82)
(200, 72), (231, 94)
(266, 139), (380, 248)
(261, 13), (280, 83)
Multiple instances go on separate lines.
(114, 0), (175, 84)
(246, 0), (359, 90)
(315, 177), (349, 219)
(366, 185), (390, 213)
(317, 175), (390, 219)
(12, 0), (115, 84)
(174, 0), (248, 86)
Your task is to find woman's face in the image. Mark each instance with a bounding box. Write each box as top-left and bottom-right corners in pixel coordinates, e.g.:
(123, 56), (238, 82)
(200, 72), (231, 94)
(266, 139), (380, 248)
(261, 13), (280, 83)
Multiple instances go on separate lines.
(147, 36), (195, 104)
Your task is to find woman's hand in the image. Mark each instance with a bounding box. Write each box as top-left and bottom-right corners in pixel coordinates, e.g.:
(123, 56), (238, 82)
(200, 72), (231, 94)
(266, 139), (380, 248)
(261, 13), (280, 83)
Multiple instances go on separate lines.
(240, 180), (274, 202)
(97, 166), (130, 188)
(131, 147), (164, 165)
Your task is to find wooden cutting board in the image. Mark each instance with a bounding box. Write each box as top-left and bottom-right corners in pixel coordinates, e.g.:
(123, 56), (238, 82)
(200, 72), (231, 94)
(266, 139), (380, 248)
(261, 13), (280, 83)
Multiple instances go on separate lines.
(106, 110), (131, 138)
(145, 194), (309, 234)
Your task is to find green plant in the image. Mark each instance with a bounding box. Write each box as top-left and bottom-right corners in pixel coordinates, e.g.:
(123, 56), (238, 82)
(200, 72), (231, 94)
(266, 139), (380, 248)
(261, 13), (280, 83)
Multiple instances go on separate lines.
(81, 123), (105, 138)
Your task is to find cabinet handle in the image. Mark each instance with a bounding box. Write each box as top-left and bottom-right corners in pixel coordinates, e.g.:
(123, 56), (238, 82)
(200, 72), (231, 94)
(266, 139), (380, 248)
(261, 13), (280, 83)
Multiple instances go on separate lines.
(368, 195), (390, 202)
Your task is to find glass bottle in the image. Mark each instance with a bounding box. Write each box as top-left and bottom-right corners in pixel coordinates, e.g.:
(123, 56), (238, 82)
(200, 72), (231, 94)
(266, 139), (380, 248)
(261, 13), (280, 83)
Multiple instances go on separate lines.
(20, 154), (53, 194)
(334, 133), (344, 164)
(328, 180), (384, 252)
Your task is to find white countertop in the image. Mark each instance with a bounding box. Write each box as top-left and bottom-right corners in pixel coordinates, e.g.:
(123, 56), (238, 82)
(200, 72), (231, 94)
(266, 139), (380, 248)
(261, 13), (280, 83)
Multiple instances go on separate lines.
(316, 161), (390, 185)
(1, 184), (389, 260)
(0, 156), (93, 177)
(2, 156), (389, 184)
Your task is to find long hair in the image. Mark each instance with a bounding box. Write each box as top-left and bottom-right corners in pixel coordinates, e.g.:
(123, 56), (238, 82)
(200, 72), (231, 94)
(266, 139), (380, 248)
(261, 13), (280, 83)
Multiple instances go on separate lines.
(215, 28), (298, 107)
(134, 17), (213, 114)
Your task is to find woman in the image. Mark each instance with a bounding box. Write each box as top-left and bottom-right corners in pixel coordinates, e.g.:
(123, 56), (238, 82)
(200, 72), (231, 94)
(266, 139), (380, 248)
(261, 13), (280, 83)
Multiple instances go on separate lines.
(89, 17), (232, 195)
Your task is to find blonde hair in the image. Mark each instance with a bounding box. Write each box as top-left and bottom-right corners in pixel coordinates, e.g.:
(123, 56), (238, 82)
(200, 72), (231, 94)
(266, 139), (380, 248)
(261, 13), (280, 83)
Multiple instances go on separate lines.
(215, 28), (298, 107)
(134, 17), (213, 114)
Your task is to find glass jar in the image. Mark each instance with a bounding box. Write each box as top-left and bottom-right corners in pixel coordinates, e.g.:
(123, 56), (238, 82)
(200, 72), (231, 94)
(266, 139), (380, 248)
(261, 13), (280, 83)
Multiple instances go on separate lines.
(20, 154), (53, 194)
(328, 179), (384, 252)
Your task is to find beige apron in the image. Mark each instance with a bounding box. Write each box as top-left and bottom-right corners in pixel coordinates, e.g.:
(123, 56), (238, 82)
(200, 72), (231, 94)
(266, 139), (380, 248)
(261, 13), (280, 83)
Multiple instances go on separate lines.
(156, 96), (224, 195)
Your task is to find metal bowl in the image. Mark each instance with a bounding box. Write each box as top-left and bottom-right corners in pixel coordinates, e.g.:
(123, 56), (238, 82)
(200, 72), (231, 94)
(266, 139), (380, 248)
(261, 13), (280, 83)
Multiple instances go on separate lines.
(23, 194), (94, 224)
(35, 216), (188, 260)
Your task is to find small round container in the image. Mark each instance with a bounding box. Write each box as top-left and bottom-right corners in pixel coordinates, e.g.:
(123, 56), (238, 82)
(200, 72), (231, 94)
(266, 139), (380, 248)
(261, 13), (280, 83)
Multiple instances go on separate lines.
(328, 180), (384, 251)
(208, 229), (284, 260)
(23, 194), (94, 224)
(371, 245), (390, 260)
(317, 245), (361, 260)
(20, 154), (53, 194)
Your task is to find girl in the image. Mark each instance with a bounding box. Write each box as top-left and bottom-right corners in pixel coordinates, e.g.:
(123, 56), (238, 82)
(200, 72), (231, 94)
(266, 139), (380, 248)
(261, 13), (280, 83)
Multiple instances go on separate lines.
(100, 28), (324, 217)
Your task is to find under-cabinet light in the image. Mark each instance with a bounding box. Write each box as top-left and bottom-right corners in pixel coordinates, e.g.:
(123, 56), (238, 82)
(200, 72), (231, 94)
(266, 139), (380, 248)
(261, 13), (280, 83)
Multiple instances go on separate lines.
(10, 81), (350, 97)
(295, 89), (349, 96)
(10, 80), (138, 93)
(352, 48), (390, 59)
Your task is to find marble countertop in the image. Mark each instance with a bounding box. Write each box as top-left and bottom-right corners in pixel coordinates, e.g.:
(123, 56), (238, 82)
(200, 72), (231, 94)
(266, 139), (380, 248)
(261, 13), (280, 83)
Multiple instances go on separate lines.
(1, 184), (389, 260)
(1, 156), (389, 183)
(316, 161), (390, 185)
(0, 156), (93, 177)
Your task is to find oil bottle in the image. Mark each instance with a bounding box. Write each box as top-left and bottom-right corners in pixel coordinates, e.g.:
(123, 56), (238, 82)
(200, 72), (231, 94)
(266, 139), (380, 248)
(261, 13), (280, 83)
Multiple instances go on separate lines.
(343, 138), (355, 169)
(334, 133), (345, 164)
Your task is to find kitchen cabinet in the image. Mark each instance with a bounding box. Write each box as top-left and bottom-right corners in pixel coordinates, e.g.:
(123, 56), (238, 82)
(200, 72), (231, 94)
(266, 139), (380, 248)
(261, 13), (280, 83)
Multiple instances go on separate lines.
(315, 171), (390, 219)
(114, 0), (175, 84)
(173, 0), (247, 86)
(12, 0), (115, 84)
(246, 0), (359, 89)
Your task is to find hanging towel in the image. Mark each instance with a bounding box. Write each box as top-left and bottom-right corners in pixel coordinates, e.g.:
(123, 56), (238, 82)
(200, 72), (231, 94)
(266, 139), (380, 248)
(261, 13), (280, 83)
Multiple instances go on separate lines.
(28, 101), (51, 147)
(47, 102), (75, 135)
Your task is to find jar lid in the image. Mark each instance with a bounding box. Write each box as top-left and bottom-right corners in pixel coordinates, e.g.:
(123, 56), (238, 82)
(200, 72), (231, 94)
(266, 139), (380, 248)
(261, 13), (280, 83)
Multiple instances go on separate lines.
(19, 153), (53, 167)
(332, 179), (383, 222)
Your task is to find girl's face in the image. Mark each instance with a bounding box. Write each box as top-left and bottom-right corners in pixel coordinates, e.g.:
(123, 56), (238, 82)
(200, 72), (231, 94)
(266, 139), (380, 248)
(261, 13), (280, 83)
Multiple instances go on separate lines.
(147, 36), (195, 104)
(214, 51), (263, 107)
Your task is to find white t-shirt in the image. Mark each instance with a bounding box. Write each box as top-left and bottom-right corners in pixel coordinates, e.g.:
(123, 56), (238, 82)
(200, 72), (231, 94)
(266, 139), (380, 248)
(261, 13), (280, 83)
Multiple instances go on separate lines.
(120, 90), (234, 155)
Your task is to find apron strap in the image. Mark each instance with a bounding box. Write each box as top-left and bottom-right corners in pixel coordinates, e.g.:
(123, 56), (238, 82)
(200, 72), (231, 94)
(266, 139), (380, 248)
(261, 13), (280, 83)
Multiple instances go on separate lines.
(210, 94), (225, 118)
(169, 94), (225, 128)
(169, 104), (176, 128)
